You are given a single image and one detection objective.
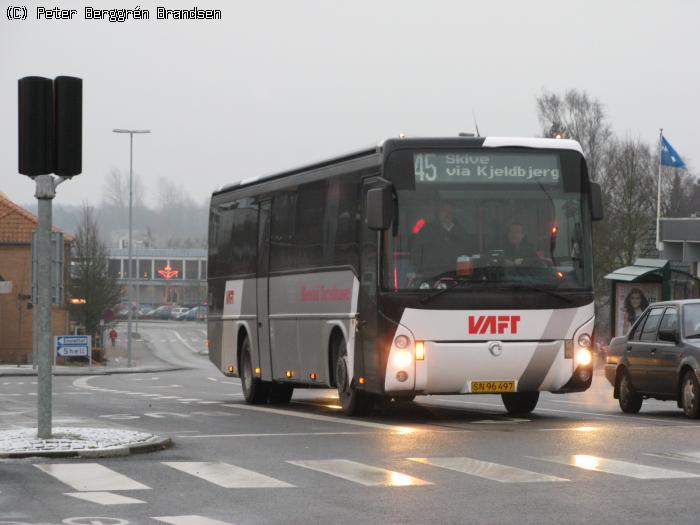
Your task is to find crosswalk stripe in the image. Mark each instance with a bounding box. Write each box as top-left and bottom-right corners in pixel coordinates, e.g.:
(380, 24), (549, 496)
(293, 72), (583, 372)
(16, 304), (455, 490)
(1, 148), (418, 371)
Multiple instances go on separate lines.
(287, 459), (432, 486)
(65, 491), (146, 505)
(162, 462), (293, 488)
(408, 457), (568, 483)
(536, 455), (700, 479)
(35, 463), (151, 491)
(153, 516), (235, 525)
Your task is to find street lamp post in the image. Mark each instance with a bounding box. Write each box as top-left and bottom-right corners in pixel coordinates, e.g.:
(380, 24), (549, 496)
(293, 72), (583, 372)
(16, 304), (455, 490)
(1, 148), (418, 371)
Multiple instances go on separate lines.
(112, 128), (150, 367)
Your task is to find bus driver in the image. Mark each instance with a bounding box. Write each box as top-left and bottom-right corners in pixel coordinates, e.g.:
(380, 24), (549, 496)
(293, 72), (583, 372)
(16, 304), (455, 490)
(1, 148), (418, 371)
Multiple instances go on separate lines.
(503, 221), (538, 266)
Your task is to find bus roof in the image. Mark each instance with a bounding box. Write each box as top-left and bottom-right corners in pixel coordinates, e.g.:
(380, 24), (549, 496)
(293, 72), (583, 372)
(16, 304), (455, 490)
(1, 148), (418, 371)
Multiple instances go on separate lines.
(213, 136), (583, 196)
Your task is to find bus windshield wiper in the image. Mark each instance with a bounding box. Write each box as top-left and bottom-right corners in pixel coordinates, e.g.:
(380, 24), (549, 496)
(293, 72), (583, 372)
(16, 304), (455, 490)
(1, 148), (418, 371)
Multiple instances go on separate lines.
(500, 281), (573, 304)
(419, 279), (470, 305)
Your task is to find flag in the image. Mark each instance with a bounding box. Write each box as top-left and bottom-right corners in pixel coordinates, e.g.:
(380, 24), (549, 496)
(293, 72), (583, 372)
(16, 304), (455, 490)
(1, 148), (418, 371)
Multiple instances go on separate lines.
(660, 135), (686, 168)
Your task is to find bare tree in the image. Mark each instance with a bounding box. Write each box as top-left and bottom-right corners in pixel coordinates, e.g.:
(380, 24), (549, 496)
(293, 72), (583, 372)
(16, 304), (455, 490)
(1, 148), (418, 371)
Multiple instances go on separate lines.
(536, 89), (612, 181)
(600, 138), (657, 267)
(69, 204), (122, 340)
(101, 169), (145, 211)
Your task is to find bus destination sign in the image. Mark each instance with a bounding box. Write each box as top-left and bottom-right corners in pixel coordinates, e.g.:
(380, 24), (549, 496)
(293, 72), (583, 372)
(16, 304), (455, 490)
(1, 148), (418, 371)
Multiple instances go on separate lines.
(414, 152), (561, 185)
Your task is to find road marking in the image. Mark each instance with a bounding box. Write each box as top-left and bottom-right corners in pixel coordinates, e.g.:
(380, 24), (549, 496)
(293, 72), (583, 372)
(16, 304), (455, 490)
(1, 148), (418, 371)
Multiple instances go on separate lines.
(222, 403), (415, 434)
(35, 463), (151, 491)
(178, 398), (203, 403)
(535, 455), (700, 479)
(408, 457), (568, 483)
(163, 461), (293, 488)
(174, 332), (201, 353)
(197, 401), (223, 405)
(153, 516), (235, 525)
(423, 397), (688, 424)
(288, 459), (432, 487)
(65, 491), (146, 505)
(177, 431), (382, 438)
(646, 451), (700, 464)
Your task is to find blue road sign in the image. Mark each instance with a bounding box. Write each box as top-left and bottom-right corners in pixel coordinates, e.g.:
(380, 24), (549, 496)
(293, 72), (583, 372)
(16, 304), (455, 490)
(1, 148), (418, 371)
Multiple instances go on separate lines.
(55, 335), (90, 357)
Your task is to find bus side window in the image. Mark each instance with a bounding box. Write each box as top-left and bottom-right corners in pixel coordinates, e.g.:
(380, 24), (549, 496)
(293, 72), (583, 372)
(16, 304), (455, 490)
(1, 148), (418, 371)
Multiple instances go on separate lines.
(230, 198), (258, 276)
(333, 178), (360, 270)
(270, 191), (297, 273)
(294, 181), (326, 269)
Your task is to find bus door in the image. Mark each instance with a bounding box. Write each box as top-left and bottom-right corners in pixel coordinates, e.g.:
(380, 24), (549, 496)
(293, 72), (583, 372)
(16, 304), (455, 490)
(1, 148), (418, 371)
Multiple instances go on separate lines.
(356, 177), (383, 392)
(256, 200), (273, 380)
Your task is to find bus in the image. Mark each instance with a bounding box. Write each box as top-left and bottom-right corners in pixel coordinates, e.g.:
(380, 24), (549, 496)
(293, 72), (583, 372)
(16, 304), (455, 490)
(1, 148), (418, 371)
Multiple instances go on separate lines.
(207, 136), (603, 415)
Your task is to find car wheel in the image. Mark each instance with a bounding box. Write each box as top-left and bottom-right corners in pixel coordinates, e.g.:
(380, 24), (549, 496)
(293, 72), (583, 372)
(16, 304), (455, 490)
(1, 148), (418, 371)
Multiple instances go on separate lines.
(681, 370), (700, 419)
(501, 392), (539, 415)
(268, 383), (294, 404)
(617, 368), (643, 414)
(335, 340), (375, 416)
(240, 337), (269, 404)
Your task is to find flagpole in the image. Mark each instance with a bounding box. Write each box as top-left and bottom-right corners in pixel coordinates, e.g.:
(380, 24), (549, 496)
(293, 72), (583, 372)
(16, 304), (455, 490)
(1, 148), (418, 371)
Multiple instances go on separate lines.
(656, 128), (663, 251)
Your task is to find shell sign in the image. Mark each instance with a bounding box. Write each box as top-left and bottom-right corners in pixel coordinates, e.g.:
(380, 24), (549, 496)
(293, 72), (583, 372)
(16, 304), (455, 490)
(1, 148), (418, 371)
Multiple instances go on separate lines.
(157, 264), (179, 280)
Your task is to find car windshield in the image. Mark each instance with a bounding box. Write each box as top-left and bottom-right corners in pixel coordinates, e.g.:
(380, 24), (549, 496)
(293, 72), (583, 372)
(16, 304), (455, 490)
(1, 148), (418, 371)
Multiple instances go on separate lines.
(383, 149), (592, 291)
(684, 303), (700, 337)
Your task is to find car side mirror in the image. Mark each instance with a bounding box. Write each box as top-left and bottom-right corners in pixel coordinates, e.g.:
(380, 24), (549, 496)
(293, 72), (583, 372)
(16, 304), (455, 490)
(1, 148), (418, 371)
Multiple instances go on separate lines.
(365, 180), (393, 231)
(658, 328), (678, 343)
(589, 181), (603, 221)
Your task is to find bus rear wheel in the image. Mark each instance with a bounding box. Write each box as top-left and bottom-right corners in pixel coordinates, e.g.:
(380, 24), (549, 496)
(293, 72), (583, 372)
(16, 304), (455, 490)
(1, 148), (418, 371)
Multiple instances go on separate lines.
(501, 392), (539, 415)
(268, 383), (294, 404)
(335, 341), (374, 416)
(240, 337), (269, 405)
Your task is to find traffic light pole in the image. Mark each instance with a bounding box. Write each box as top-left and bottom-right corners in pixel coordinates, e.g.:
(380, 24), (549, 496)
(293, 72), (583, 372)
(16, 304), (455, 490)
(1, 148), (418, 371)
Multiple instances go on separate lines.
(35, 174), (65, 439)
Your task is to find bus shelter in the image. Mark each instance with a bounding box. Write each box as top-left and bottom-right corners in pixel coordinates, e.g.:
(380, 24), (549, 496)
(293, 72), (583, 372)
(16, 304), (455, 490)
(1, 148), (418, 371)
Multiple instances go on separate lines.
(604, 258), (700, 337)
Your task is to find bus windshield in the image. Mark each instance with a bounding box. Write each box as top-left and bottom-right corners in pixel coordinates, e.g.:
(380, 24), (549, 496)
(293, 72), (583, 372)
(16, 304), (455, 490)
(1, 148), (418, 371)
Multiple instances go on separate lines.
(383, 149), (593, 291)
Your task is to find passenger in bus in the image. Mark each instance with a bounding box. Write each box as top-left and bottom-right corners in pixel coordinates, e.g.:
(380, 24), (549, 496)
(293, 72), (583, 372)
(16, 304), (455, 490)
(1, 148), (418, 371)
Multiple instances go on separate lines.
(502, 221), (538, 265)
(411, 200), (475, 277)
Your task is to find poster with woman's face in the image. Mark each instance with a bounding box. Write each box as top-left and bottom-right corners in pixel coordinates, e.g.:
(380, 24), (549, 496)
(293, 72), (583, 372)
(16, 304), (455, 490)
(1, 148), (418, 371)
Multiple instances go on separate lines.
(615, 282), (662, 337)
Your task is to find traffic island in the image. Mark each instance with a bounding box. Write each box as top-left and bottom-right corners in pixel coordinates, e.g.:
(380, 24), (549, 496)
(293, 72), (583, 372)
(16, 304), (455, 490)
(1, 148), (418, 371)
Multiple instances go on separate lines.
(0, 427), (172, 459)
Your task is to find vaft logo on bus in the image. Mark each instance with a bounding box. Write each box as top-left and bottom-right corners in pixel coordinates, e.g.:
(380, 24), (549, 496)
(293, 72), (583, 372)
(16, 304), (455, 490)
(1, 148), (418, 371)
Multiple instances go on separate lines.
(468, 315), (521, 335)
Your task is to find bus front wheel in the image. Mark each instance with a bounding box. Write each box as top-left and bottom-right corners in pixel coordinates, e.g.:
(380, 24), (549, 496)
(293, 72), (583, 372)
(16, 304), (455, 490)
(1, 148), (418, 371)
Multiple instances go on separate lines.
(335, 341), (375, 416)
(501, 392), (539, 415)
(240, 338), (269, 405)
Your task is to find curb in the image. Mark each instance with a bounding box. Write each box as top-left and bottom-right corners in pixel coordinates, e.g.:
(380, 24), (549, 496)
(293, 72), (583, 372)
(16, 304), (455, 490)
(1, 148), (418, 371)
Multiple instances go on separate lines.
(0, 435), (173, 459)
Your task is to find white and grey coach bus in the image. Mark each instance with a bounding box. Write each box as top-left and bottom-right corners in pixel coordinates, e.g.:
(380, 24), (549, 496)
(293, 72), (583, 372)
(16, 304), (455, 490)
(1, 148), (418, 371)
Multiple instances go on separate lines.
(207, 136), (603, 416)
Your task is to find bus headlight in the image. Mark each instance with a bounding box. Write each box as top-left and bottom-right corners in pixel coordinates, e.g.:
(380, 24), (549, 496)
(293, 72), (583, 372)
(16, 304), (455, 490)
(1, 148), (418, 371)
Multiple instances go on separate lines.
(394, 335), (411, 349)
(392, 349), (413, 369)
(576, 348), (592, 367)
(578, 333), (592, 348)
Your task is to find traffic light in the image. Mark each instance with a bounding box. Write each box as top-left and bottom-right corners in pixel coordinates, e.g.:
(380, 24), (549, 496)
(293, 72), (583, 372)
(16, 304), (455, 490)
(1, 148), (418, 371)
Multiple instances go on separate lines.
(18, 75), (82, 178)
(18, 76), (54, 176)
(54, 76), (82, 177)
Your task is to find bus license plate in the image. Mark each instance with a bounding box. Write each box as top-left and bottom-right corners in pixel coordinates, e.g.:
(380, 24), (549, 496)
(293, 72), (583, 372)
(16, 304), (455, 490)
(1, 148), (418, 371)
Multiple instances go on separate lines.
(471, 381), (515, 393)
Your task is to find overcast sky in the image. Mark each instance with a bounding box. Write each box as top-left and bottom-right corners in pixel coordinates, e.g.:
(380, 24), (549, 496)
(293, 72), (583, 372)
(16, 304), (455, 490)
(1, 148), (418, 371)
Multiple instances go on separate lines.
(1, 0), (698, 207)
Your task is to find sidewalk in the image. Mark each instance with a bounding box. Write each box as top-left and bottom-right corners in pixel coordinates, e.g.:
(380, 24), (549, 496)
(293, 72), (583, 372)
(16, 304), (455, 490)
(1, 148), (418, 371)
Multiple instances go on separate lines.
(0, 335), (184, 377)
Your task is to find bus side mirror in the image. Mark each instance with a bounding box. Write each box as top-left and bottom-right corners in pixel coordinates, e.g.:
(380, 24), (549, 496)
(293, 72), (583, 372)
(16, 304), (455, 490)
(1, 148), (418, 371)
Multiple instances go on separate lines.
(365, 182), (393, 230)
(590, 182), (603, 221)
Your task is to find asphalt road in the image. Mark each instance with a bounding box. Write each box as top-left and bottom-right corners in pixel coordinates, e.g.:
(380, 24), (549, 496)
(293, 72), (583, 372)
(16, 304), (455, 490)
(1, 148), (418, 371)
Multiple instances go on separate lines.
(3, 321), (700, 525)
